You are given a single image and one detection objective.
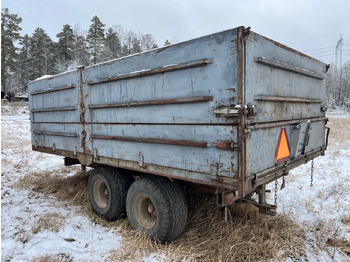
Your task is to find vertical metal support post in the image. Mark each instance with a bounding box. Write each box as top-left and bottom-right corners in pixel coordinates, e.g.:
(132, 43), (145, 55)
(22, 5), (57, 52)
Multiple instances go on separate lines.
(258, 184), (267, 206)
(236, 26), (248, 198)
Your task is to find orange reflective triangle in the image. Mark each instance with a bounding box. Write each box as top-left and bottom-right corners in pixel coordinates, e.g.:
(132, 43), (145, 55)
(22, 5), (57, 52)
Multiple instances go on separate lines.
(275, 128), (290, 164)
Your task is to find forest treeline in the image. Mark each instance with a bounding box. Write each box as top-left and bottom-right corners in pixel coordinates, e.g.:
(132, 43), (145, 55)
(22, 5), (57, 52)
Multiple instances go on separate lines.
(1, 8), (173, 94)
(1, 8), (350, 107)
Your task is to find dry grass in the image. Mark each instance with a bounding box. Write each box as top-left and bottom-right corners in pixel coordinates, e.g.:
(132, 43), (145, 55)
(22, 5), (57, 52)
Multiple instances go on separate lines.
(32, 212), (66, 234)
(1, 101), (29, 115)
(327, 118), (350, 150)
(327, 237), (350, 257)
(15, 171), (309, 261)
(107, 195), (307, 262)
(16, 170), (90, 208)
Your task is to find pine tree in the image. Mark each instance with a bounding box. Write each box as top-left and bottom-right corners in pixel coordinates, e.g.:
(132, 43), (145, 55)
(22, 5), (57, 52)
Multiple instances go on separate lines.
(30, 27), (57, 79)
(164, 40), (171, 46)
(1, 8), (22, 92)
(103, 27), (121, 60)
(56, 24), (74, 71)
(86, 16), (105, 64)
(17, 34), (32, 89)
(131, 37), (141, 54)
(121, 44), (129, 57)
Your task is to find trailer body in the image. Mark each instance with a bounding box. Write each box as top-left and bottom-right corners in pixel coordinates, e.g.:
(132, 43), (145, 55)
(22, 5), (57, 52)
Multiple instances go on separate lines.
(29, 26), (328, 209)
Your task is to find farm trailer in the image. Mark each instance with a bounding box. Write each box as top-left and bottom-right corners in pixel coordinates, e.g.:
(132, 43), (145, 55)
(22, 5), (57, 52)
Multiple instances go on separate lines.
(29, 26), (329, 243)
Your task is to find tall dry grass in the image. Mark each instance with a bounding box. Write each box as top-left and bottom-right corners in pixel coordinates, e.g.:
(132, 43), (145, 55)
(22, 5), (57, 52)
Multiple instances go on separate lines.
(16, 171), (309, 261)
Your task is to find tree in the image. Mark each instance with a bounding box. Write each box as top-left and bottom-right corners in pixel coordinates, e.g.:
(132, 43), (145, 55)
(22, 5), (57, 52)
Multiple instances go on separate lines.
(131, 37), (141, 54)
(29, 27), (57, 79)
(70, 24), (89, 68)
(164, 40), (171, 46)
(103, 27), (121, 60)
(17, 34), (32, 90)
(86, 16), (105, 64)
(1, 8), (22, 92)
(141, 34), (156, 51)
(56, 24), (74, 71)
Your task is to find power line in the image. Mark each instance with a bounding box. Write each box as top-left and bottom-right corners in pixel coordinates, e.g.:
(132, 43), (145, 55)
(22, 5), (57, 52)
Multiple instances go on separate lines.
(287, 34), (342, 45)
(301, 46), (334, 53)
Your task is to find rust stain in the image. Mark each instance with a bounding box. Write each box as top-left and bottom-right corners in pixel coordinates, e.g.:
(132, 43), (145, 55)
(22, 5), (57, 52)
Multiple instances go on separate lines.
(89, 96), (213, 109)
(156, 46), (171, 54)
(91, 135), (208, 148)
(211, 141), (236, 150)
(226, 88), (236, 93)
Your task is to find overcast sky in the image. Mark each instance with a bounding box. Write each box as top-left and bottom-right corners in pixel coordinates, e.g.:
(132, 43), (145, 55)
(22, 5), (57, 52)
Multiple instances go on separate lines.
(2, 0), (350, 65)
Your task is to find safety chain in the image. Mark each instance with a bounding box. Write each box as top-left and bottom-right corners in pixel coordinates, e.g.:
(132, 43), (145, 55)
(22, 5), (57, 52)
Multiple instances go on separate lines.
(310, 159), (314, 187)
(274, 178), (278, 207)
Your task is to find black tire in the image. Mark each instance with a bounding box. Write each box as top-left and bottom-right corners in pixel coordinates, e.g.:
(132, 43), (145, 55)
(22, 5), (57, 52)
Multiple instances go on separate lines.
(126, 175), (188, 243)
(88, 166), (133, 221)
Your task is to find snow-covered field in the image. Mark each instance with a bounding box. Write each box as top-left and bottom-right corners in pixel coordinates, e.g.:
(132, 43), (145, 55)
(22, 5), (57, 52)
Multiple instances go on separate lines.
(1, 102), (350, 261)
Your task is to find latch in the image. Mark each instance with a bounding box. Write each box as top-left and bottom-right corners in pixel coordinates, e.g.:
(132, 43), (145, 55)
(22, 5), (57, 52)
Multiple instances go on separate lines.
(213, 107), (240, 116)
(213, 104), (261, 117)
(300, 121), (311, 155)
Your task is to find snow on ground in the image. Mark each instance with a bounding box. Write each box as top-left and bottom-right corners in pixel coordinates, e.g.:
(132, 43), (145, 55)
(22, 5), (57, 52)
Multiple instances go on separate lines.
(266, 109), (350, 261)
(1, 102), (350, 261)
(1, 103), (122, 262)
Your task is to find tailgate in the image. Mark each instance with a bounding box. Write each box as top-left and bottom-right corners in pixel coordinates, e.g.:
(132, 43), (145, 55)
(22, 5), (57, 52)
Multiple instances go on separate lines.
(244, 31), (328, 179)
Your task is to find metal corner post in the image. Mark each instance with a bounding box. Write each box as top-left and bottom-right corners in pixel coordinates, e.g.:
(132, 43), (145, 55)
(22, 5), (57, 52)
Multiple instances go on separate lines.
(236, 26), (248, 198)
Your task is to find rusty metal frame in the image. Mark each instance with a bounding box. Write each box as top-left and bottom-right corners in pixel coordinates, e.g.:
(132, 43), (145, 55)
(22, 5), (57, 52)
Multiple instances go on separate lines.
(254, 57), (324, 79)
(91, 134), (238, 151)
(247, 117), (327, 130)
(91, 134), (208, 148)
(30, 84), (75, 96)
(32, 145), (239, 191)
(254, 95), (322, 103)
(86, 58), (213, 85)
(236, 26), (247, 198)
(89, 96), (214, 109)
(31, 106), (77, 113)
(252, 147), (324, 185)
(33, 131), (79, 137)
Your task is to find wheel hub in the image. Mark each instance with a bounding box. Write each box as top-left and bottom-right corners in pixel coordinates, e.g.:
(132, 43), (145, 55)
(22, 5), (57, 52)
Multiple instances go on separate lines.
(93, 179), (110, 208)
(134, 194), (157, 229)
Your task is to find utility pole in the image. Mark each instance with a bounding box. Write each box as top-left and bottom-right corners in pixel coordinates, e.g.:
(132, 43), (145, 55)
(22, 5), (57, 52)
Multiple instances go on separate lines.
(335, 36), (343, 105)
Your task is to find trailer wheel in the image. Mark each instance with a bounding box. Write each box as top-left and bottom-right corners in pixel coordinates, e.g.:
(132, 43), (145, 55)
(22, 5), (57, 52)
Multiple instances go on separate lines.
(88, 166), (133, 221)
(126, 175), (188, 243)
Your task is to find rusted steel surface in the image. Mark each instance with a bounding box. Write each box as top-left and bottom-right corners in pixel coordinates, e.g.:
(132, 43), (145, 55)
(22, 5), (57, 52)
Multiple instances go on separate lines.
(236, 26), (247, 197)
(31, 106), (77, 113)
(89, 96), (214, 109)
(91, 134), (208, 148)
(33, 131), (79, 137)
(29, 26), (328, 200)
(247, 117), (327, 129)
(254, 95), (322, 103)
(86, 58), (213, 85)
